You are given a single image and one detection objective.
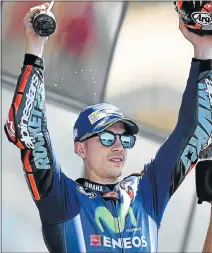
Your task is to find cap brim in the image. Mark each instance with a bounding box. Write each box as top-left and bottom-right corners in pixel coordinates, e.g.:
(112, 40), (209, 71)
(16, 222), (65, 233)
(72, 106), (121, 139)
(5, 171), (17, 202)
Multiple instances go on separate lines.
(92, 116), (139, 135)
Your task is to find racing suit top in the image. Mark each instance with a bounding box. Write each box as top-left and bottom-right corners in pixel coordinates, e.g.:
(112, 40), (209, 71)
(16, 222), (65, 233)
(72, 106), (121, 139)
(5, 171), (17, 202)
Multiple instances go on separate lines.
(4, 54), (212, 253)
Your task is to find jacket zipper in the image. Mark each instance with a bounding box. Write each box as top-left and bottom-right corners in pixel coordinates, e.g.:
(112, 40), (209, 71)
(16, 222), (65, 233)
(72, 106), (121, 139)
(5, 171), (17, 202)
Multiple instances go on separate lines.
(112, 199), (125, 253)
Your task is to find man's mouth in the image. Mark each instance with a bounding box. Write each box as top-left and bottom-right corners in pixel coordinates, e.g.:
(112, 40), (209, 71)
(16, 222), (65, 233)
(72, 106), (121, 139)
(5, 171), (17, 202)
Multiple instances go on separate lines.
(109, 157), (124, 164)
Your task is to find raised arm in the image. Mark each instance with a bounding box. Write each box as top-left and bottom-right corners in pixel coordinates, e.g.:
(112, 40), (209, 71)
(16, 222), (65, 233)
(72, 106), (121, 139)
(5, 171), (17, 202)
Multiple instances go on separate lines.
(138, 19), (212, 224)
(4, 3), (79, 224)
(4, 3), (53, 200)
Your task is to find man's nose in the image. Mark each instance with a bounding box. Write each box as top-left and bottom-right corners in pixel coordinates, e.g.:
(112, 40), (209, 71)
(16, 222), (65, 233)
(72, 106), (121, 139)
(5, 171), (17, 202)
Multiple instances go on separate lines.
(111, 136), (124, 151)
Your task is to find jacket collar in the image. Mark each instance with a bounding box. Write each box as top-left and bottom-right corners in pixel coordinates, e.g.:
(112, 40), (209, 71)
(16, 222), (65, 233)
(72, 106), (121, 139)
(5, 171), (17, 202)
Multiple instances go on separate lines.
(76, 178), (120, 199)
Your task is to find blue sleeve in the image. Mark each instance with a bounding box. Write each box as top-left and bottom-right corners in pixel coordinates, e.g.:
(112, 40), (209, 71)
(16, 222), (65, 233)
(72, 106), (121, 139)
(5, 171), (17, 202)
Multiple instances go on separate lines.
(138, 59), (212, 225)
(4, 57), (80, 224)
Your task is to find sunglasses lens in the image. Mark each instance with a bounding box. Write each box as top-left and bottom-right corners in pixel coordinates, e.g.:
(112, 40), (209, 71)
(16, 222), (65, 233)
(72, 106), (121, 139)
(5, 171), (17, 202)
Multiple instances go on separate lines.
(121, 135), (135, 149)
(99, 132), (115, 146)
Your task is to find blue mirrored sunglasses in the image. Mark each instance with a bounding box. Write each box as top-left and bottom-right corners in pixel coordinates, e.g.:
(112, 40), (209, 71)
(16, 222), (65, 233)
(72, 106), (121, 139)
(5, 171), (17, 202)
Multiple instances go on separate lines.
(80, 130), (136, 149)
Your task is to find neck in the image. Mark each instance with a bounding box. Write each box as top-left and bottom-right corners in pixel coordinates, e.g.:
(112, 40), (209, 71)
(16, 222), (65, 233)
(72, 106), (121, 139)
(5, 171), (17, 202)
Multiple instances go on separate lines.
(87, 173), (120, 185)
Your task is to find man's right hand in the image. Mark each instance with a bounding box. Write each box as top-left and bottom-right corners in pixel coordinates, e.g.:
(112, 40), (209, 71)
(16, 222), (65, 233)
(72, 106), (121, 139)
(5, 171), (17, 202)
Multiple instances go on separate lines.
(23, 2), (50, 57)
(179, 18), (212, 60)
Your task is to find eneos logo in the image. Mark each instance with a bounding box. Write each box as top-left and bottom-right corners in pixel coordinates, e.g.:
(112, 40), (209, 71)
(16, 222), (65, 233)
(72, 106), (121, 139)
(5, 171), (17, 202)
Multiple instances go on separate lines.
(90, 235), (147, 249)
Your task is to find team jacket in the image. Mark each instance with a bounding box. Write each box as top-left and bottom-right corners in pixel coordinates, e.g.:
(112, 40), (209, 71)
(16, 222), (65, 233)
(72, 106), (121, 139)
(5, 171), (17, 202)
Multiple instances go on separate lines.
(4, 54), (212, 253)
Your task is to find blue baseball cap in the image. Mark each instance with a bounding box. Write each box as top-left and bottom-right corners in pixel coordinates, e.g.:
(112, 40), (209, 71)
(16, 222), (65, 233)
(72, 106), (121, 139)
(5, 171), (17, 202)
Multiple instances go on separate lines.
(73, 103), (139, 142)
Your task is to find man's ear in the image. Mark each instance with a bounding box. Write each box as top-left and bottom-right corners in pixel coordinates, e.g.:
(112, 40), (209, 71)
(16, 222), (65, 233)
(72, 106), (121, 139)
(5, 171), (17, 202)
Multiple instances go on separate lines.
(74, 142), (87, 159)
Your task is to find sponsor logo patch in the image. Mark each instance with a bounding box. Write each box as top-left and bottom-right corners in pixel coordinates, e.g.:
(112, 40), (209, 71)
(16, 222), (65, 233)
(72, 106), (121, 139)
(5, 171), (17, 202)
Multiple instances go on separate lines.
(88, 109), (124, 125)
(76, 186), (97, 199)
(103, 191), (119, 199)
(5, 107), (16, 142)
(84, 181), (103, 192)
(89, 235), (148, 249)
(90, 235), (101, 246)
(191, 12), (212, 26)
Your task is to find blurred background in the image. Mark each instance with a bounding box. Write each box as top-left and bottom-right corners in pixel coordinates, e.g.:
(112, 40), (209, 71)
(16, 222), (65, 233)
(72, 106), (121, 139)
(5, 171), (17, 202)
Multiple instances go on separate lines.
(2, 1), (211, 252)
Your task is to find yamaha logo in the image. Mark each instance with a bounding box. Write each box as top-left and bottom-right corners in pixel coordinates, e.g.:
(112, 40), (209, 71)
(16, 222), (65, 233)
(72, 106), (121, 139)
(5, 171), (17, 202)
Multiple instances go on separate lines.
(76, 186), (97, 199)
(191, 12), (212, 26)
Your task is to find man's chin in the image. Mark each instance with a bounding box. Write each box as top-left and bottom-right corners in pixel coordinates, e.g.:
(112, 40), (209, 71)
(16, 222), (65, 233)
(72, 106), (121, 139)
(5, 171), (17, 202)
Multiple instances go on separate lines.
(108, 167), (123, 178)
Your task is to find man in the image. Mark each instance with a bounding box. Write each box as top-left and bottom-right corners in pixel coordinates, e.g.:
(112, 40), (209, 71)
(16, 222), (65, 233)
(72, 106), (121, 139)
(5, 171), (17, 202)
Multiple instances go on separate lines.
(4, 2), (212, 253)
(203, 204), (212, 253)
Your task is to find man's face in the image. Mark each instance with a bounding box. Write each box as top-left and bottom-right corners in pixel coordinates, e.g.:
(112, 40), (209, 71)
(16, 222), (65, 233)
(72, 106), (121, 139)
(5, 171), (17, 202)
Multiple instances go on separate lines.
(75, 122), (128, 181)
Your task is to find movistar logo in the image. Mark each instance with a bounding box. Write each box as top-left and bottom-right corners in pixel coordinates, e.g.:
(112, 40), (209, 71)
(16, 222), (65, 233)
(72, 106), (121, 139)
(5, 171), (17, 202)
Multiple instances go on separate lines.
(95, 204), (137, 233)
